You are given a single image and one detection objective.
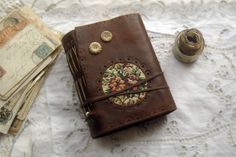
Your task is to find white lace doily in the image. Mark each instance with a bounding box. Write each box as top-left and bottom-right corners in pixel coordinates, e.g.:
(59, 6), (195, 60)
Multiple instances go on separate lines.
(0, 0), (236, 157)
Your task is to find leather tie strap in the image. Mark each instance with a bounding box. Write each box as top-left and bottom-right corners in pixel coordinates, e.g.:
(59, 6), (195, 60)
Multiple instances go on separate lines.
(115, 86), (169, 96)
(82, 72), (166, 106)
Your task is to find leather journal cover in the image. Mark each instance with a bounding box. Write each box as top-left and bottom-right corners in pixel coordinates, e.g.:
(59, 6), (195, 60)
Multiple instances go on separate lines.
(62, 14), (176, 138)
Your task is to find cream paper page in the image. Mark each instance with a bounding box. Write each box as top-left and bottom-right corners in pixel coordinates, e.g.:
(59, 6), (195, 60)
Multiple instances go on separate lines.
(0, 23), (55, 96)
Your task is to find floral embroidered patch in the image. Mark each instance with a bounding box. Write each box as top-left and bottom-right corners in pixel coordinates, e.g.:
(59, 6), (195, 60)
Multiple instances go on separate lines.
(102, 63), (148, 106)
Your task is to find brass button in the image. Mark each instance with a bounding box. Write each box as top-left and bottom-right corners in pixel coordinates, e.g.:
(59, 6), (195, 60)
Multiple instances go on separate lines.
(89, 42), (102, 55)
(85, 112), (91, 118)
(101, 31), (112, 42)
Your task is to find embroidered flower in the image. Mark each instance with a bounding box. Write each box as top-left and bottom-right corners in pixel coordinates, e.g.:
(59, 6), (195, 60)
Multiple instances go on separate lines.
(102, 63), (148, 106)
(109, 77), (126, 92)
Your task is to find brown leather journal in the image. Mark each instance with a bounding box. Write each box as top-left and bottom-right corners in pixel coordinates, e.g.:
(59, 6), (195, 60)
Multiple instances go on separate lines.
(62, 14), (176, 138)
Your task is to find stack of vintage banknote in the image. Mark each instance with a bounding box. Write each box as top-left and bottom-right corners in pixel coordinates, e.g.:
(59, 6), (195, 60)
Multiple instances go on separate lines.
(0, 6), (61, 135)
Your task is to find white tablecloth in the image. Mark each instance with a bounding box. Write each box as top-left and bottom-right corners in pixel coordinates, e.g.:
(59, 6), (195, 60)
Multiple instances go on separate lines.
(0, 0), (236, 157)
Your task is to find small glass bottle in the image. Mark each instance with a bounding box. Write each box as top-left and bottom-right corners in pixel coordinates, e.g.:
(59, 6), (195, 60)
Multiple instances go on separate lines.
(172, 28), (205, 63)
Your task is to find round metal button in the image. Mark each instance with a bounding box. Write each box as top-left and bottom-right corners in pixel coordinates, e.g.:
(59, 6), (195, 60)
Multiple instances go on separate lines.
(85, 112), (91, 118)
(89, 42), (102, 55)
(101, 31), (112, 42)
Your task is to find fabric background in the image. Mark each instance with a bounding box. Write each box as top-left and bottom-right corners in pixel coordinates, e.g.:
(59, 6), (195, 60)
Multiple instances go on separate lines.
(0, 0), (236, 157)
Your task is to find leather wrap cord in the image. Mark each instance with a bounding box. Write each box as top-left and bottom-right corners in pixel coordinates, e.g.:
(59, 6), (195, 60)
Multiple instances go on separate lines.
(81, 72), (167, 106)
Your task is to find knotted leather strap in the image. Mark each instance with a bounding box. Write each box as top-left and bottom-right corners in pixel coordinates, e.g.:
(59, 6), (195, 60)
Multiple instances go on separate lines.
(82, 72), (168, 106)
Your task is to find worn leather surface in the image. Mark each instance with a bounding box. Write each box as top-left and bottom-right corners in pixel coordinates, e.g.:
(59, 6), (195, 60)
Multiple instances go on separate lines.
(62, 14), (176, 138)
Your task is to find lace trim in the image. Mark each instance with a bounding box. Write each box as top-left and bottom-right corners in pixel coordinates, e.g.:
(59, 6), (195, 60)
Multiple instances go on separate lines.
(0, 0), (236, 156)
